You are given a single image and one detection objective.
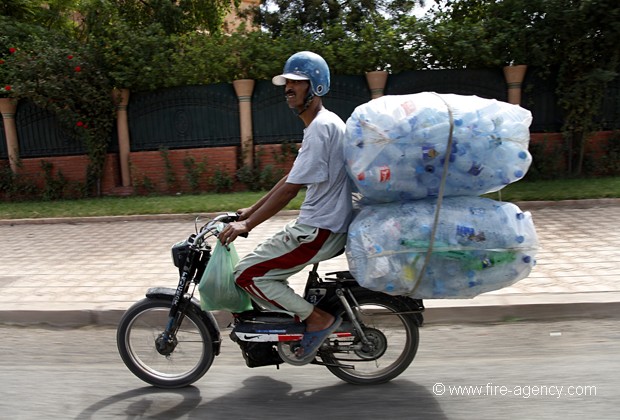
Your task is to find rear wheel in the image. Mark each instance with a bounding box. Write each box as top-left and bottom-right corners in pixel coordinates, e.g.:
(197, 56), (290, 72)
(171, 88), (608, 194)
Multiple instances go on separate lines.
(320, 292), (419, 385)
(117, 298), (214, 388)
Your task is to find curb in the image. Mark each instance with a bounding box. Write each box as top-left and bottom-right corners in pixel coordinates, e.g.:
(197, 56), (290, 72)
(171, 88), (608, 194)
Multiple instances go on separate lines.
(3, 301), (620, 329)
(1, 199), (619, 226)
(0, 309), (235, 329)
(514, 198), (620, 210)
(0, 210), (302, 226)
(422, 301), (620, 324)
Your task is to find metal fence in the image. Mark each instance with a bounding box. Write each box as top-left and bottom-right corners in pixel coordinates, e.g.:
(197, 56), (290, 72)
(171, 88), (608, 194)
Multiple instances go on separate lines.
(127, 84), (240, 151)
(386, 68), (507, 99)
(252, 74), (371, 145)
(0, 123), (5, 159)
(1, 68), (619, 160)
(15, 101), (86, 158)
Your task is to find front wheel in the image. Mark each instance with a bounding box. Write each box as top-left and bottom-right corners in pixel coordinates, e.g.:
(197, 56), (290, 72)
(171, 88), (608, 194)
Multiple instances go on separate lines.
(321, 292), (420, 385)
(117, 298), (215, 388)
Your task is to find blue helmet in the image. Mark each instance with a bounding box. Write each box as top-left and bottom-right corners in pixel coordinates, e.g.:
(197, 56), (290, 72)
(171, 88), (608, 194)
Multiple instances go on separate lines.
(272, 51), (330, 96)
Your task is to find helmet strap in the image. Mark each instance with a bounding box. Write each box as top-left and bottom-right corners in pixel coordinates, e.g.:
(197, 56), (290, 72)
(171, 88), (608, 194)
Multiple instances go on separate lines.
(291, 91), (315, 116)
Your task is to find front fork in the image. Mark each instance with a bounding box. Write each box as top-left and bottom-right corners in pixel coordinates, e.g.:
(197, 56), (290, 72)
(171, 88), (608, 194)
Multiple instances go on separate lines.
(154, 301), (188, 356)
(158, 253), (198, 354)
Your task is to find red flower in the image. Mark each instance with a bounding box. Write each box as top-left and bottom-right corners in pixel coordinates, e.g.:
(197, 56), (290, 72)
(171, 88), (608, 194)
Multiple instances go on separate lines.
(0, 60), (5, 65)
(74, 66), (81, 72)
(67, 55), (73, 59)
(8, 47), (16, 54)
(4, 85), (11, 92)
(76, 121), (84, 127)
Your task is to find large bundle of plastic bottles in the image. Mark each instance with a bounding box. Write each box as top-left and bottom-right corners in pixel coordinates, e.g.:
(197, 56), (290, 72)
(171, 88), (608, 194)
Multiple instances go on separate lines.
(344, 93), (538, 298)
(346, 197), (538, 298)
(345, 93), (533, 202)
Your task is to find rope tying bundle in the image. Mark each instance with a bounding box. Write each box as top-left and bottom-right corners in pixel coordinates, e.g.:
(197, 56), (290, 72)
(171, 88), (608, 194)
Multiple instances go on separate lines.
(410, 93), (455, 295)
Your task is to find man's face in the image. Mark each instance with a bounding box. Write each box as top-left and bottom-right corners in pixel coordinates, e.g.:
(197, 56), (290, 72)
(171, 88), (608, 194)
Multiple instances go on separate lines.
(285, 79), (311, 109)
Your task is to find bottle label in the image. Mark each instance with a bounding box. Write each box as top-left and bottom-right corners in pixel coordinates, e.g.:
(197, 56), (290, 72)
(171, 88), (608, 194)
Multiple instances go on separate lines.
(456, 225), (487, 242)
(378, 166), (391, 182)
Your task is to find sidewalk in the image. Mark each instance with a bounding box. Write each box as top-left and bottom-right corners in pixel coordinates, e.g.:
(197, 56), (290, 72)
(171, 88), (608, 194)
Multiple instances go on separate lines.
(1, 199), (619, 327)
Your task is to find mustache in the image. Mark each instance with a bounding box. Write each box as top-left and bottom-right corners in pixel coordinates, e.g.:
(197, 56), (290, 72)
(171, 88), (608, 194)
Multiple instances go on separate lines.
(285, 89), (295, 97)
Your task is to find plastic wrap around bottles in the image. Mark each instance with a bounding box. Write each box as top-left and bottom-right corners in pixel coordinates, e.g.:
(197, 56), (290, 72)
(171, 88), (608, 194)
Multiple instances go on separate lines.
(346, 197), (538, 298)
(345, 93), (533, 202)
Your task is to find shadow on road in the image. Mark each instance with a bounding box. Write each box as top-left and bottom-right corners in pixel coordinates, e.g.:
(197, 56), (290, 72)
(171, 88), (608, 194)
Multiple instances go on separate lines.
(76, 376), (445, 419)
(75, 386), (202, 419)
(193, 375), (446, 419)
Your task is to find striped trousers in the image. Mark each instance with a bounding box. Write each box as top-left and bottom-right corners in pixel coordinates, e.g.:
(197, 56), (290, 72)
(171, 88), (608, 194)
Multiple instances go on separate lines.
(234, 220), (347, 320)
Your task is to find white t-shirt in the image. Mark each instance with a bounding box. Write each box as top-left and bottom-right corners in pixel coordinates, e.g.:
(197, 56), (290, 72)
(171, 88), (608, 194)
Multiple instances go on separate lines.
(286, 108), (353, 233)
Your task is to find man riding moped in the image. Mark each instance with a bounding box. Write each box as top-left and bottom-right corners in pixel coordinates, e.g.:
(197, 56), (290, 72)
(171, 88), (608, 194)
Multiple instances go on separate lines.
(218, 51), (352, 362)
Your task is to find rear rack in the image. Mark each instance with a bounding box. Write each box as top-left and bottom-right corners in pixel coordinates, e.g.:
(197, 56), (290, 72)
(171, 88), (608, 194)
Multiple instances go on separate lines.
(325, 270), (355, 280)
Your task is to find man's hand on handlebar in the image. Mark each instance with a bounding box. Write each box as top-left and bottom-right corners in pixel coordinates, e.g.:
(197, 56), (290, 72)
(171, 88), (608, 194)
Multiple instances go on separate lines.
(236, 207), (253, 221)
(219, 220), (250, 246)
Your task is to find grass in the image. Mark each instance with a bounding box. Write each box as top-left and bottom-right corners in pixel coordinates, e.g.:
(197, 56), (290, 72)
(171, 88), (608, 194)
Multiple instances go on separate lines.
(0, 191), (306, 219)
(482, 176), (620, 202)
(0, 177), (618, 220)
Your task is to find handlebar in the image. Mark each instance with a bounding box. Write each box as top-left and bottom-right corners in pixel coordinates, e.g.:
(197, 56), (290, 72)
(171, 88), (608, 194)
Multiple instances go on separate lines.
(191, 212), (246, 245)
(211, 212), (241, 225)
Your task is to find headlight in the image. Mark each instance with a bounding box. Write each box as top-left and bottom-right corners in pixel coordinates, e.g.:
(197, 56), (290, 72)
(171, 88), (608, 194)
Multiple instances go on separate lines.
(171, 239), (191, 268)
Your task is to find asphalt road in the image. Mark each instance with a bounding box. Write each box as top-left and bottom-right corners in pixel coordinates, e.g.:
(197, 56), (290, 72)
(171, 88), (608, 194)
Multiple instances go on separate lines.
(1, 319), (617, 419)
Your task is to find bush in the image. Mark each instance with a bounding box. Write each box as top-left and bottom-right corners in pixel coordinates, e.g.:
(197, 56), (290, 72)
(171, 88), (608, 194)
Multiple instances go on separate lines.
(597, 131), (620, 176)
(209, 167), (234, 193)
(183, 155), (208, 193)
(236, 163), (283, 192)
(526, 138), (566, 180)
(2, 24), (115, 196)
(0, 161), (36, 200)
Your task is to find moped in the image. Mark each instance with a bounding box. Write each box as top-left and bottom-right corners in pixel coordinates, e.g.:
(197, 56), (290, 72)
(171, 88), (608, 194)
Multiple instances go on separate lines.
(117, 213), (424, 388)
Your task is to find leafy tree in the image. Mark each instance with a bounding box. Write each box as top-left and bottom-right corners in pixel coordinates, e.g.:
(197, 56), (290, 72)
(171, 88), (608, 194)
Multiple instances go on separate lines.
(242, 0), (427, 74)
(0, 0), (79, 30)
(79, 5), (174, 90)
(1, 0), (246, 198)
(84, 0), (238, 35)
(0, 0), (40, 20)
(419, 0), (619, 175)
(528, 0), (618, 175)
(78, 0), (246, 90)
(419, 0), (548, 68)
(1, 21), (115, 195)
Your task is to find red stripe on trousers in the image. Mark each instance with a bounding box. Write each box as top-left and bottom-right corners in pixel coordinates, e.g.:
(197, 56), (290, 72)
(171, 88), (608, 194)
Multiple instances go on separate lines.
(236, 228), (331, 310)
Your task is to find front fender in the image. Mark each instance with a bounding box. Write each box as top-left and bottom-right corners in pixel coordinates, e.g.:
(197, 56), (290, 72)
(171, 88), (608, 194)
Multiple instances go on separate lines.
(146, 287), (222, 355)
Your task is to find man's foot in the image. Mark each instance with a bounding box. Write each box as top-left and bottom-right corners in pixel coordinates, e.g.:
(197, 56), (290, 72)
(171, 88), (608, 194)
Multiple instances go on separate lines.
(295, 315), (342, 361)
(304, 307), (337, 332)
